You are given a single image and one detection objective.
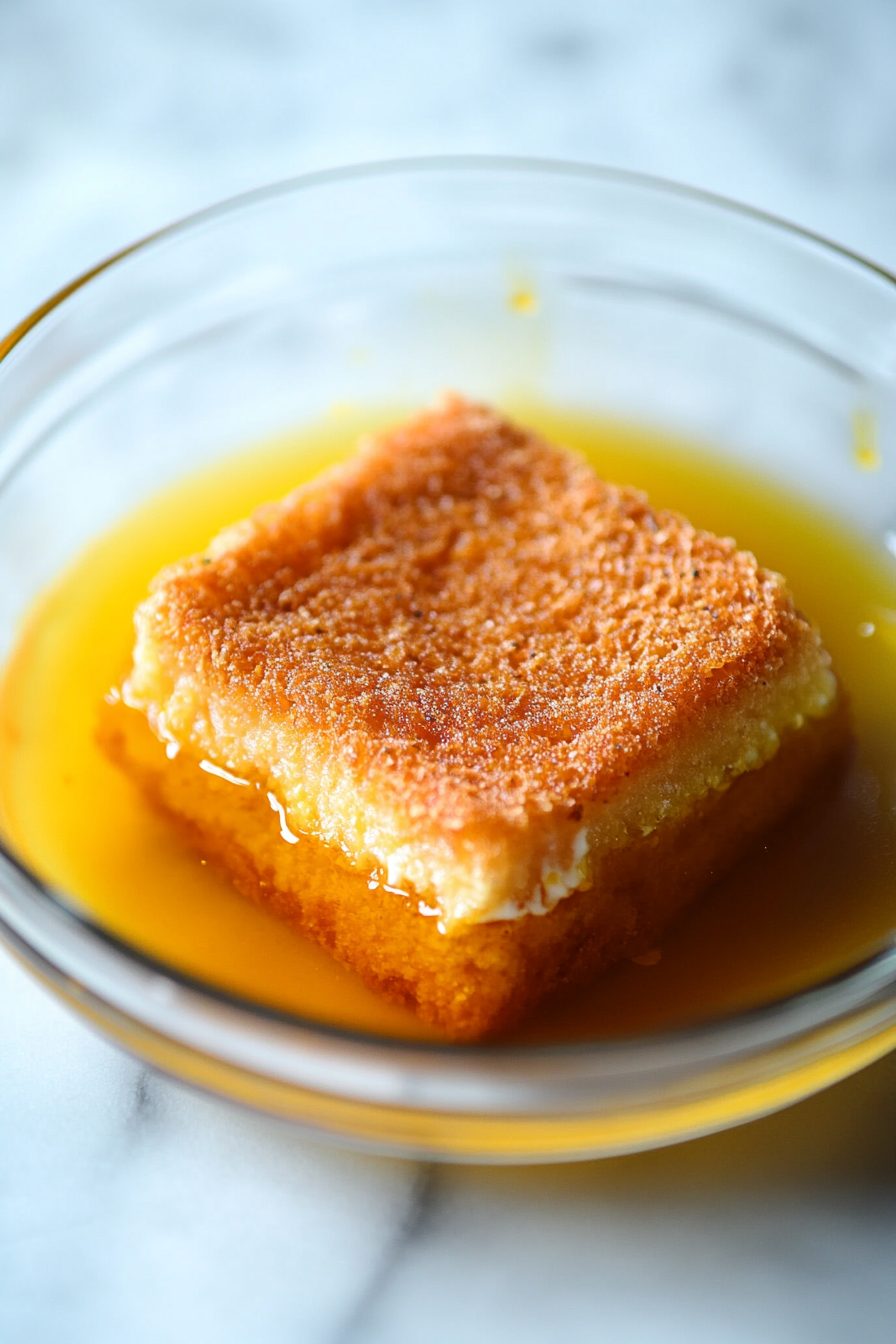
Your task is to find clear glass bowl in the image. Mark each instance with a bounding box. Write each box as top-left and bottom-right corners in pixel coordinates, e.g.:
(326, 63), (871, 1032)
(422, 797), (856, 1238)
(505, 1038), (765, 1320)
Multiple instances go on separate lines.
(1, 158), (895, 1162)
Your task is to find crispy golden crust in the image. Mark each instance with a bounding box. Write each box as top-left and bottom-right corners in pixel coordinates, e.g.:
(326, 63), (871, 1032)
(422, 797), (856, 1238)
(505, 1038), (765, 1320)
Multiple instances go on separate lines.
(99, 698), (849, 1040)
(110, 399), (847, 1036)
(135, 396), (824, 832)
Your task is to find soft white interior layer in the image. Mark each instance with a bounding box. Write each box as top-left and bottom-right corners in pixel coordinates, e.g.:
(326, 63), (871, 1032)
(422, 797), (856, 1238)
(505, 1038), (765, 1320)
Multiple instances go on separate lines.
(124, 645), (837, 931)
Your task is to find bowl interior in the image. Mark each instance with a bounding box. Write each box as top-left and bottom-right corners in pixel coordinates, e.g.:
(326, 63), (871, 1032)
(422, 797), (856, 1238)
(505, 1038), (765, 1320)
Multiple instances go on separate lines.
(1, 161), (896, 1157)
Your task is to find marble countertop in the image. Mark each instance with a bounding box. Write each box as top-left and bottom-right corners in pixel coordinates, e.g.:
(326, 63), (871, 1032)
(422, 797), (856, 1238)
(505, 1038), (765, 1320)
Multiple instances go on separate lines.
(3, 2), (896, 1340)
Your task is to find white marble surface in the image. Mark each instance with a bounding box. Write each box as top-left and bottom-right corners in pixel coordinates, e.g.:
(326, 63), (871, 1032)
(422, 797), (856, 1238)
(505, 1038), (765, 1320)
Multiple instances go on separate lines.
(3, 2), (896, 1340)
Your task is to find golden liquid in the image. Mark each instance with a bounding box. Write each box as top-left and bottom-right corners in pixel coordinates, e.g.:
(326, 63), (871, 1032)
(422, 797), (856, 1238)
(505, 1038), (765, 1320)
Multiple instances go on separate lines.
(1, 408), (895, 1045)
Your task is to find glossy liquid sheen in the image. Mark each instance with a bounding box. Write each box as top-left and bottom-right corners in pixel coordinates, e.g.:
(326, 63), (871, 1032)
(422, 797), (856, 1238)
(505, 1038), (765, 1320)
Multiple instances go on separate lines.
(1, 408), (895, 1045)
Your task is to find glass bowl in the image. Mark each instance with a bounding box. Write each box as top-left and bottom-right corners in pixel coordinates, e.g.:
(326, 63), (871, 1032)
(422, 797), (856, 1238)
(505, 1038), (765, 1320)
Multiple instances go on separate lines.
(1, 158), (895, 1163)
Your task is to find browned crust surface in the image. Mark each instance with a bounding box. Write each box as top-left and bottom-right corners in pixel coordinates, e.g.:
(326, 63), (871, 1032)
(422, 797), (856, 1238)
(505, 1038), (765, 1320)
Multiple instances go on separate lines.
(137, 396), (826, 832)
(99, 698), (848, 1040)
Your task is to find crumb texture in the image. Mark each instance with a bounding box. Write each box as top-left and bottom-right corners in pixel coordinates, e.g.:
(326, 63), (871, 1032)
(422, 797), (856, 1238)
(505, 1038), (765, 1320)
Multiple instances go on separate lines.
(128, 396), (831, 835)
(111, 397), (847, 1032)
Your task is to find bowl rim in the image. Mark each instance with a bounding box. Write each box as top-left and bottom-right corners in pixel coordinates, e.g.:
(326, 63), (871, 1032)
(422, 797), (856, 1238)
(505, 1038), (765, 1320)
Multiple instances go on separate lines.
(2, 152), (896, 1072)
(4, 153), (896, 368)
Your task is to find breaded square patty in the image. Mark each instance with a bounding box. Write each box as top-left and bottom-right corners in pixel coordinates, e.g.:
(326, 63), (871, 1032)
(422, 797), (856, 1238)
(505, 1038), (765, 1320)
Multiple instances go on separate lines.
(102, 396), (846, 1038)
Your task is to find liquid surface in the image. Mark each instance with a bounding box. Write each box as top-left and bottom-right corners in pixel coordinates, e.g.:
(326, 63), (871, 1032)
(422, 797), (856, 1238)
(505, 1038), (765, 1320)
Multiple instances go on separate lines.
(1, 409), (895, 1045)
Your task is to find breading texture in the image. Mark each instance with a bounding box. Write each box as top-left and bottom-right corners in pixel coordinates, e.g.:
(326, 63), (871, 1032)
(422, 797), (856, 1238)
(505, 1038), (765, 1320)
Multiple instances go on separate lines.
(110, 396), (846, 1037)
(132, 396), (824, 829)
